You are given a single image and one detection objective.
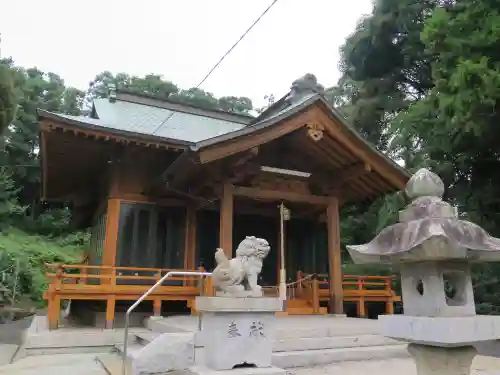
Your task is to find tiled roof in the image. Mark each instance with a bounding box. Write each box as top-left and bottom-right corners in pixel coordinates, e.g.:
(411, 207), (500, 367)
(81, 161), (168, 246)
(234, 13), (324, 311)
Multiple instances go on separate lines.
(39, 96), (249, 144)
(90, 98), (247, 143)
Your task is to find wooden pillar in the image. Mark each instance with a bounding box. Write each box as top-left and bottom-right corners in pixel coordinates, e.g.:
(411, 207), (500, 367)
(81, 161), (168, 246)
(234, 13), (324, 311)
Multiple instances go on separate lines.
(153, 299), (162, 317)
(154, 270), (162, 316)
(47, 267), (63, 330)
(101, 197), (120, 329)
(276, 221), (282, 286)
(47, 295), (61, 330)
(385, 277), (395, 315)
(326, 197), (343, 314)
(357, 276), (365, 317)
(219, 183), (234, 258)
(105, 298), (116, 329)
(184, 205), (197, 270)
(102, 199), (121, 268)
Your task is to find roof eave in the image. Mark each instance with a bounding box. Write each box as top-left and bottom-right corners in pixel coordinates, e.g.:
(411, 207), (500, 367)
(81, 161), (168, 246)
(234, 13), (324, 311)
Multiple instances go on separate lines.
(37, 109), (194, 148)
(192, 94), (322, 152)
(315, 97), (411, 183)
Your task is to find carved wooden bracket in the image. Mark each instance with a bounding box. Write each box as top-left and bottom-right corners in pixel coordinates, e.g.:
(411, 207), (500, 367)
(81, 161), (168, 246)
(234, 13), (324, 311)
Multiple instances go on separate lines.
(306, 122), (325, 142)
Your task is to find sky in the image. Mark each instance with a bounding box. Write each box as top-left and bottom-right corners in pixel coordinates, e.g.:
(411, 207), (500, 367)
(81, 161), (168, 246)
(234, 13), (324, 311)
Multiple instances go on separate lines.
(0, 0), (373, 108)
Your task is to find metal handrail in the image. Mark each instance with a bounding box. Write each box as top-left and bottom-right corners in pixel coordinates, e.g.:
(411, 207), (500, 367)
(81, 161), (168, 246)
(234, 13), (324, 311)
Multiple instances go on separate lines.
(122, 270), (212, 375)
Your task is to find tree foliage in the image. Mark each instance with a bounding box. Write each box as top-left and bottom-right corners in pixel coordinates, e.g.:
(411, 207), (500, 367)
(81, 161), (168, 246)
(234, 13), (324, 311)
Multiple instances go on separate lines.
(333, 0), (500, 313)
(87, 71), (253, 114)
(0, 63), (16, 135)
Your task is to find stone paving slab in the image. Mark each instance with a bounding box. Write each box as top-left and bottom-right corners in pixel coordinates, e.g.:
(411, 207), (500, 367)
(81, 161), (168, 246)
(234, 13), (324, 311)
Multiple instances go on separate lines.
(0, 344), (18, 365)
(2, 352), (500, 375)
(292, 356), (500, 375)
(0, 353), (105, 375)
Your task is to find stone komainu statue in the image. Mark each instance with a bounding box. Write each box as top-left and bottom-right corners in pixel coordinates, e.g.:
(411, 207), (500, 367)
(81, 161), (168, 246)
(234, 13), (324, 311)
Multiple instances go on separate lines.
(212, 236), (271, 296)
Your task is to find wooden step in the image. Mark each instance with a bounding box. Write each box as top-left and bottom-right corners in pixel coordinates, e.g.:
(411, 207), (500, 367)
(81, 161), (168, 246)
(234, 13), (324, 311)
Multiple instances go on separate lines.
(285, 306), (328, 315)
(286, 299), (310, 308)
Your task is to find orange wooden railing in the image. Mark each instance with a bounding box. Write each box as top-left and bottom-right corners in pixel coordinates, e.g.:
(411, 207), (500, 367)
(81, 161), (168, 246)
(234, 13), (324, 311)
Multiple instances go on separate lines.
(297, 271), (400, 317)
(44, 264), (213, 330)
(262, 274), (323, 314)
(43, 263), (400, 329)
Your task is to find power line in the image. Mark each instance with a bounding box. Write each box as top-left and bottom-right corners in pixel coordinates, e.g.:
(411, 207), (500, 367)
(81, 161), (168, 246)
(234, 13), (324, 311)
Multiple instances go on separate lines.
(151, 0), (281, 135)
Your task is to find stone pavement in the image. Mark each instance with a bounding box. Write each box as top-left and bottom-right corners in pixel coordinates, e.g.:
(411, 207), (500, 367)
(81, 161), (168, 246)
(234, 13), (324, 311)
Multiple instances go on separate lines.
(2, 315), (500, 374)
(2, 353), (500, 375)
(0, 344), (18, 365)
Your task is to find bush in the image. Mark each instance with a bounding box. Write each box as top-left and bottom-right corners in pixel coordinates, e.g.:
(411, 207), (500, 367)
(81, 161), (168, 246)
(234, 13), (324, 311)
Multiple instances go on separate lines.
(0, 228), (84, 306)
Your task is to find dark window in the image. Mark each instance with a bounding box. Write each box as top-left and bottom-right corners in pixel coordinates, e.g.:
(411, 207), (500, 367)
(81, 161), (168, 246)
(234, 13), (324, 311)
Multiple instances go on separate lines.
(116, 203), (186, 285)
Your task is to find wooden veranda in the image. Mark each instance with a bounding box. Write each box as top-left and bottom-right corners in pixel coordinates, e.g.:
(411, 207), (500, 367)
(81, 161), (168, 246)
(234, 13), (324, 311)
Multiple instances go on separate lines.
(44, 263), (400, 329)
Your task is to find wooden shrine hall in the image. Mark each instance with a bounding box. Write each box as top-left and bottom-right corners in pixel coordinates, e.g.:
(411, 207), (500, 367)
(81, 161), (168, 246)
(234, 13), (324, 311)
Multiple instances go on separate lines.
(39, 74), (409, 329)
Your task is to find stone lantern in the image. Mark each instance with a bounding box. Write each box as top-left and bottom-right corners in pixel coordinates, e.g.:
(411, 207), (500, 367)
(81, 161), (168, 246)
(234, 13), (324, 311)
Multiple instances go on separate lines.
(346, 168), (500, 375)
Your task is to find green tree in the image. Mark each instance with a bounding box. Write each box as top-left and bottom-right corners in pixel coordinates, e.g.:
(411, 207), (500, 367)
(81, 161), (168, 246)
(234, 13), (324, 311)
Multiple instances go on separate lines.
(87, 71), (254, 114)
(336, 0), (500, 313)
(0, 63), (16, 135)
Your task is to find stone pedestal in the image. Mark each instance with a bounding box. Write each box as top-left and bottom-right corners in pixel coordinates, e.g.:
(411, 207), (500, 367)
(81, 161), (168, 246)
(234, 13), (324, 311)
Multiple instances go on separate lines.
(408, 344), (477, 375)
(195, 296), (282, 371)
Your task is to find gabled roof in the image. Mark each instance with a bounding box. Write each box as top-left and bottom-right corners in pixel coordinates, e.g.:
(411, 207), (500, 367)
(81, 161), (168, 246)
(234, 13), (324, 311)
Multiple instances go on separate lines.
(38, 74), (409, 189)
(193, 92), (318, 150)
(191, 92), (408, 179)
(161, 74), (410, 197)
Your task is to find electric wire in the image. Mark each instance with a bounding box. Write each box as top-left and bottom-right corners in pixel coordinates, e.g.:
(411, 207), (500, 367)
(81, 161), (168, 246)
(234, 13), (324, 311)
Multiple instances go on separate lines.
(151, 0), (280, 135)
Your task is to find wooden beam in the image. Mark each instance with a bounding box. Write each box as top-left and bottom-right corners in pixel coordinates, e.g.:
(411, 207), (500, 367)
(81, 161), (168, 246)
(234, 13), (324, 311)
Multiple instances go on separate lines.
(184, 205), (197, 270)
(326, 197), (343, 314)
(226, 162), (261, 184)
(233, 185), (330, 205)
(325, 163), (372, 193)
(314, 107), (409, 190)
(203, 201), (279, 218)
(198, 110), (316, 164)
(109, 193), (187, 207)
(219, 183), (234, 258)
(190, 148), (260, 195)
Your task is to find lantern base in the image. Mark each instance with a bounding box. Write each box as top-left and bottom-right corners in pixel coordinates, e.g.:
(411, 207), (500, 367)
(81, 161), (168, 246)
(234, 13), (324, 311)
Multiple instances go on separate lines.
(408, 343), (477, 375)
(380, 315), (500, 347)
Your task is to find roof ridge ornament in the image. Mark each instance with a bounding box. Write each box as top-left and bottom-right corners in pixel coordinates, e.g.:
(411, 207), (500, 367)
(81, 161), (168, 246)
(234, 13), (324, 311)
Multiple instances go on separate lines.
(285, 73), (325, 105)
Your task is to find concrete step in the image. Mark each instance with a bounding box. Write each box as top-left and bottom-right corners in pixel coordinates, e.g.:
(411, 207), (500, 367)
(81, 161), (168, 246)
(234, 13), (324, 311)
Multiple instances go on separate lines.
(272, 344), (409, 368)
(273, 334), (400, 352)
(274, 320), (380, 340)
(114, 343), (144, 360)
(146, 316), (197, 333)
(134, 330), (161, 345)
